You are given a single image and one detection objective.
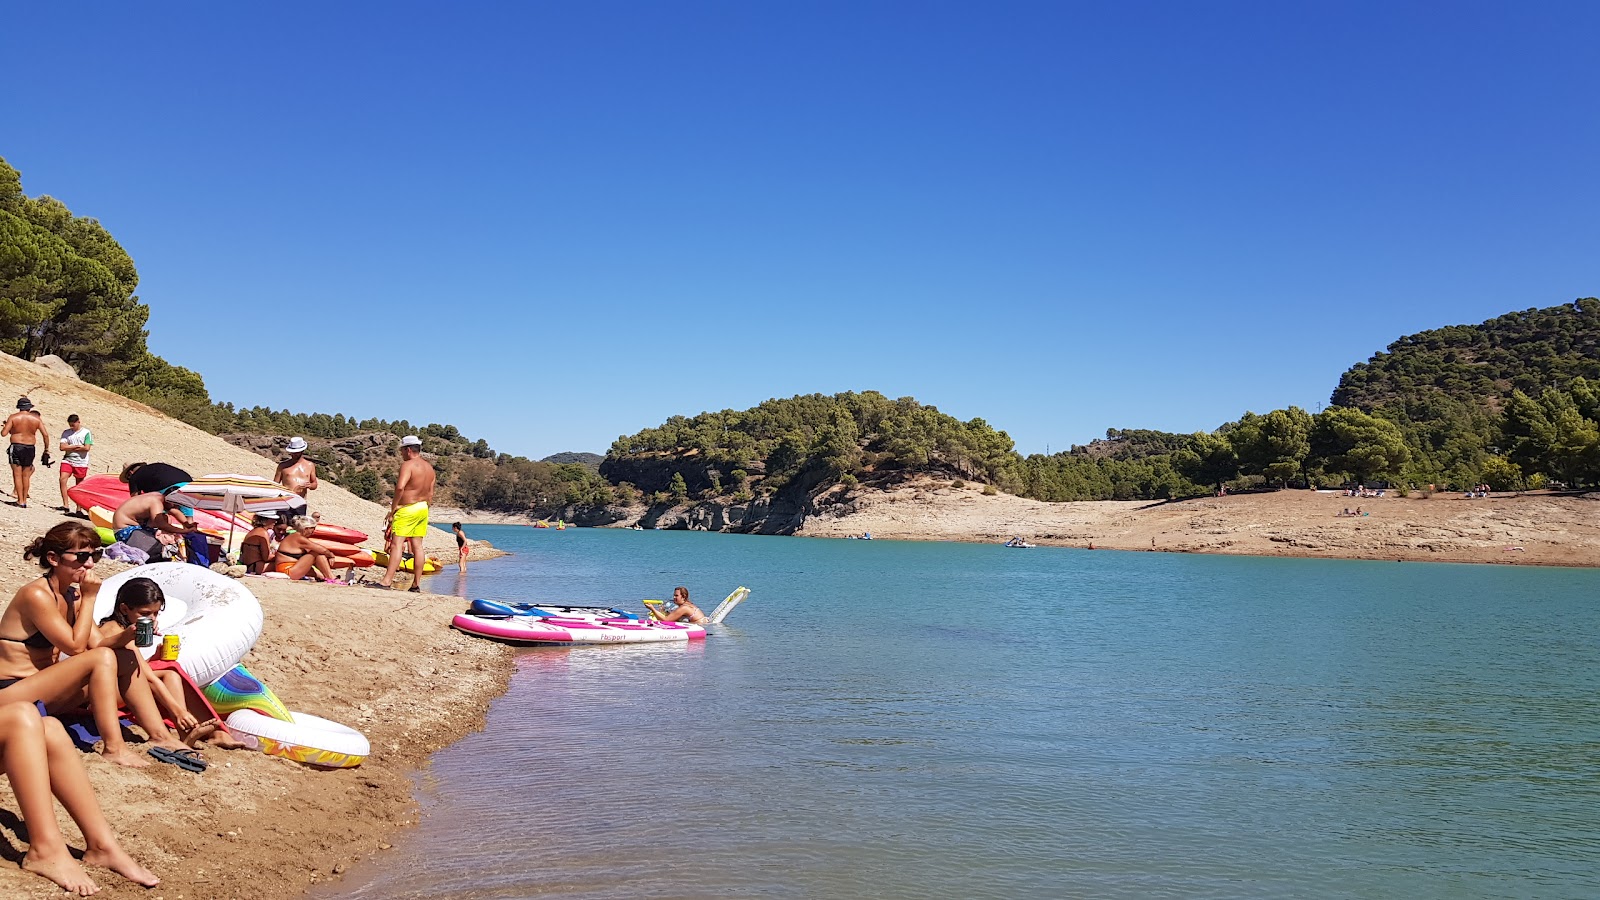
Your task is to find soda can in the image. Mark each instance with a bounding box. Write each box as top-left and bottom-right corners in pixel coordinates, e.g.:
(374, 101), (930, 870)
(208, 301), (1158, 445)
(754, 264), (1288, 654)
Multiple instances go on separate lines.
(135, 616), (155, 648)
(161, 633), (181, 661)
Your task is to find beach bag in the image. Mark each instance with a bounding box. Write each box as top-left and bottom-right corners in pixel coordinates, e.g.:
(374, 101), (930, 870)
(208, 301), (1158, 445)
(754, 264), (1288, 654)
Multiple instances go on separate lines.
(122, 528), (168, 561)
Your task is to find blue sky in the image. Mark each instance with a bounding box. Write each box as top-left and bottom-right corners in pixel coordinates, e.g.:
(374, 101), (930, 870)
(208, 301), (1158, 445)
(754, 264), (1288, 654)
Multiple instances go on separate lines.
(6, 2), (1597, 458)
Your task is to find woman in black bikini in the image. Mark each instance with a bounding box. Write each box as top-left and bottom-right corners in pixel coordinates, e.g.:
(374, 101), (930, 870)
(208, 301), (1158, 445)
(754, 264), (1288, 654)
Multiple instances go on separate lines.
(0, 521), (188, 768)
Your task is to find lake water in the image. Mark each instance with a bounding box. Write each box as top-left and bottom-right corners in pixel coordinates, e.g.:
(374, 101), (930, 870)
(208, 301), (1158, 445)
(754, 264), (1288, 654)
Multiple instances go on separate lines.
(323, 527), (1600, 899)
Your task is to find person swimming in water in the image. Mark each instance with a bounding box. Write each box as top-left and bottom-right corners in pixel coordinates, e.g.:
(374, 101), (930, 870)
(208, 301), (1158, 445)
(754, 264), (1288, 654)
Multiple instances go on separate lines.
(654, 586), (708, 624)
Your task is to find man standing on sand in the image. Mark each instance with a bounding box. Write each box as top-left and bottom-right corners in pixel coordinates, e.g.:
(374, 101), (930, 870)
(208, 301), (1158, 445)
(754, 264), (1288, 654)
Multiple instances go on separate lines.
(274, 437), (319, 501)
(2, 397), (46, 508)
(376, 435), (435, 592)
(58, 414), (93, 517)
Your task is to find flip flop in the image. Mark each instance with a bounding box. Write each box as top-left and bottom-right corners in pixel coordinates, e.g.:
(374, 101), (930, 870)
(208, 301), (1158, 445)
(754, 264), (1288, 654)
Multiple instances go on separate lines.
(148, 746), (207, 773)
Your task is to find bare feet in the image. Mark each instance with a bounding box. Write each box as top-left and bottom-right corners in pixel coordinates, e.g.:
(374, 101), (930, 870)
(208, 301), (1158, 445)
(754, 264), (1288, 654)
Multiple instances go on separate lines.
(99, 746), (150, 768)
(181, 719), (220, 747)
(83, 845), (159, 888)
(23, 849), (100, 896)
(154, 736), (192, 754)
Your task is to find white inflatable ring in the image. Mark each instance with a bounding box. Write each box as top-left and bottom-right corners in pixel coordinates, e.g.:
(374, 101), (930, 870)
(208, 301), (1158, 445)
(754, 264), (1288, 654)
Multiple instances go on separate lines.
(225, 709), (370, 769)
(94, 563), (264, 687)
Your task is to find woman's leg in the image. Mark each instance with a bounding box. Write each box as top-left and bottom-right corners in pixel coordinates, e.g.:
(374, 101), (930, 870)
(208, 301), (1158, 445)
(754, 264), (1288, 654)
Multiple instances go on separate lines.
(40, 717), (159, 888)
(114, 651), (186, 752)
(0, 649), (148, 768)
(312, 552), (335, 580)
(2, 705), (100, 895)
(286, 556), (315, 580)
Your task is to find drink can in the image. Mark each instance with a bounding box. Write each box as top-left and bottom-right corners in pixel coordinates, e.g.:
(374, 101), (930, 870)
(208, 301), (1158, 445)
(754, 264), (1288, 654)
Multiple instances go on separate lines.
(161, 633), (181, 661)
(135, 616), (155, 647)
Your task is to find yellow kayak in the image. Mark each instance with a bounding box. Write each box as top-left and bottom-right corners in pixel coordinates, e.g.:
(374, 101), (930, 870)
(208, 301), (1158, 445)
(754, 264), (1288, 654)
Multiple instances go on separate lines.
(371, 549), (443, 574)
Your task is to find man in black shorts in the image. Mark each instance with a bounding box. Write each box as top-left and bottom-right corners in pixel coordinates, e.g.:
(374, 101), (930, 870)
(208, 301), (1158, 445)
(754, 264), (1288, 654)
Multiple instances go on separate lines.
(1, 397), (45, 507)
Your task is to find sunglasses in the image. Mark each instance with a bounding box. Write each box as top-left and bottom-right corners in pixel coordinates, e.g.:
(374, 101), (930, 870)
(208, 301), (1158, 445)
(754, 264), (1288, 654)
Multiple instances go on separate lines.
(56, 549), (104, 564)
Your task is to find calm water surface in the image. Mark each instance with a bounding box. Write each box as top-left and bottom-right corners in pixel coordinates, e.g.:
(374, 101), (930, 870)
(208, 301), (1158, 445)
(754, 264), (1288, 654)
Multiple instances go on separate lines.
(323, 527), (1600, 899)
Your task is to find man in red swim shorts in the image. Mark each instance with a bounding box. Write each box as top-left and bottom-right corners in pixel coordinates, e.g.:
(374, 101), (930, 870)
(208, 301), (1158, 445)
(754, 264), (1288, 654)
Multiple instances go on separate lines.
(58, 414), (93, 517)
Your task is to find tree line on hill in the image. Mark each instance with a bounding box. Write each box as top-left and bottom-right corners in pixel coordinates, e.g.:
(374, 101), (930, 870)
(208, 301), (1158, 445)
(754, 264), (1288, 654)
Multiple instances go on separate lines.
(5, 155), (1599, 510)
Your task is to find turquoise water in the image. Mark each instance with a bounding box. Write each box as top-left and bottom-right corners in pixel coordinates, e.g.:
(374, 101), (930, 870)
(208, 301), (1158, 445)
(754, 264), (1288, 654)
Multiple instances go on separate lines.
(325, 527), (1600, 899)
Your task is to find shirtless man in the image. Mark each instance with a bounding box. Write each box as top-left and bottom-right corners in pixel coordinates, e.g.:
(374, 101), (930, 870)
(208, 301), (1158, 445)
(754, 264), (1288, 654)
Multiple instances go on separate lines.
(376, 436), (435, 591)
(111, 492), (196, 561)
(274, 436), (319, 500)
(2, 397), (46, 508)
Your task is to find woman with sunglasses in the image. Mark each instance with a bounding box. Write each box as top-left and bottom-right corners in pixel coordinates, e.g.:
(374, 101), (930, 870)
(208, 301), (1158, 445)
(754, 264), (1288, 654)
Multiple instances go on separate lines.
(0, 521), (190, 768)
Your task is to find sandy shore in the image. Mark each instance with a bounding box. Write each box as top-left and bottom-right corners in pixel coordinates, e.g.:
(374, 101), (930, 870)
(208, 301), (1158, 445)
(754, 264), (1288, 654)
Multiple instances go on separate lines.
(0, 353), (513, 898)
(799, 478), (1600, 567)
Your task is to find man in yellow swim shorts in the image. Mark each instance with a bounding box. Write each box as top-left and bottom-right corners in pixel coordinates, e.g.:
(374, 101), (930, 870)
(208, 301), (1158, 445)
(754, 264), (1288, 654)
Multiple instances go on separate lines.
(376, 435), (436, 591)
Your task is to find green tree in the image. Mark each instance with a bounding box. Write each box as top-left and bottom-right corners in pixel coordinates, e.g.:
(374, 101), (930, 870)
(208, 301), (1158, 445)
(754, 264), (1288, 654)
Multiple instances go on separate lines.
(1174, 431), (1239, 492)
(668, 472), (688, 501)
(1310, 407), (1411, 483)
(1228, 407), (1312, 487)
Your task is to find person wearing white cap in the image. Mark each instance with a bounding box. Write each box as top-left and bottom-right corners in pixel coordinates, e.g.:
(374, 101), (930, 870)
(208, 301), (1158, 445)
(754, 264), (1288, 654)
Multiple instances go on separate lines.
(273, 436), (318, 501)
(239, 512), (279, 575)
(375, 435), (435, 591)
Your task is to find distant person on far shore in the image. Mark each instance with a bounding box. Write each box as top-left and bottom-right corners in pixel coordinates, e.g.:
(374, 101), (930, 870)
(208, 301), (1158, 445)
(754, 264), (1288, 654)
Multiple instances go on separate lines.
(453, 522), (469, 573)
(274, 437), (319, 501)
(655, 586), (708, 624)
(3, 397), (46, 508)
(376, 436), (436, 591)
(57, 413), (92, 517)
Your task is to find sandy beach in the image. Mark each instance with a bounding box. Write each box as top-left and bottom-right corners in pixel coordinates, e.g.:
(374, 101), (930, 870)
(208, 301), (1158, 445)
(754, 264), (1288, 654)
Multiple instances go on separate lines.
(798, 477), (1600, 567)
(0, 353), (509, 898)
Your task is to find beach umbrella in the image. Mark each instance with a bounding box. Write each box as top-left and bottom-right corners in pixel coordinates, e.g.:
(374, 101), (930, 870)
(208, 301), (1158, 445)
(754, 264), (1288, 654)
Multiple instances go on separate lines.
(166, 474), (307, 553)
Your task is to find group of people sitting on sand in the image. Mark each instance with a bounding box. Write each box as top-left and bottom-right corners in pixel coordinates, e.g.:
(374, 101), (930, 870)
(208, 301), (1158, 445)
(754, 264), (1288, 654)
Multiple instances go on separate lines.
(1337, 507), (1369, 517)
(1344, 485), (1386, 498)
(1464, 483), (1493, 498)
(0, 520), (276, 892)
(239, 513), (345, 582)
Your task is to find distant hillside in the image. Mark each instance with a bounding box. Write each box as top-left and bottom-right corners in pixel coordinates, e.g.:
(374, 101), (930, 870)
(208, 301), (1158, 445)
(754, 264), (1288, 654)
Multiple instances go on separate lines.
(542, 451), (602, 469)
(1331, 298), (1600, 484)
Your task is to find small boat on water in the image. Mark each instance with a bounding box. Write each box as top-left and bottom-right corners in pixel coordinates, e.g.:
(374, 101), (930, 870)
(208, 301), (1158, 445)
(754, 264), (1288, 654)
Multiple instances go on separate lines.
(1002, 537), (1036, 549)
(452, 613), (705, 645)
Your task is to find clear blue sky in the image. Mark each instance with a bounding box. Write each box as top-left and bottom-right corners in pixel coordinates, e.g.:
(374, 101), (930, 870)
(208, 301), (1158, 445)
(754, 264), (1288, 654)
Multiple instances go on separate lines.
(6, 2), (1598, 459)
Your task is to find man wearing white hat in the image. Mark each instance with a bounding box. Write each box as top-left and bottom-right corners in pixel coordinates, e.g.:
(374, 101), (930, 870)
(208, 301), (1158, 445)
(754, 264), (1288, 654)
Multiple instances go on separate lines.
(274, 436), (319, 500)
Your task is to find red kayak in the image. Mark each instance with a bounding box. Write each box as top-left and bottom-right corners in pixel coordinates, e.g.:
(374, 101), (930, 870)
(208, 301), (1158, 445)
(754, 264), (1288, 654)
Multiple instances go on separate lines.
(67, 475), (249, 536)
(309, 523), (368, 544)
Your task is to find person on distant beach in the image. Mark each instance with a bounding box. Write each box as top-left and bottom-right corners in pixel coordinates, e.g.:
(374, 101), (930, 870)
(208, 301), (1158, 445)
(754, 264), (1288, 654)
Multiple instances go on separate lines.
(271, 515), (338, 582)
(0, 702), (160, 893)
(274, 436), (319, 500)
(3, 397), (46, 508)
(0, 521), (189, 769)
(96, 578), (250, 751)
(376, 436), (436, 591)
(655, 586), (708, 624)
(56, 414), (92, 517)
(453, 522), (469, 572)
(239, 513), (278, 574)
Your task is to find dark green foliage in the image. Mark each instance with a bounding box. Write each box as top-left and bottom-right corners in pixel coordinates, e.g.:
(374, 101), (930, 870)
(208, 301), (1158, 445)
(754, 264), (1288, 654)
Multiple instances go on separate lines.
(1309, 406), (1411, 483)
(610, 391), (1021, 490)
(1332, 299), (1600, 484)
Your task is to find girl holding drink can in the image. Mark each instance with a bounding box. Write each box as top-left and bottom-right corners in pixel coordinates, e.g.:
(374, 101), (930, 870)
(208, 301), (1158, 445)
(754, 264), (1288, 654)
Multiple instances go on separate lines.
(97, 579), (251, 752)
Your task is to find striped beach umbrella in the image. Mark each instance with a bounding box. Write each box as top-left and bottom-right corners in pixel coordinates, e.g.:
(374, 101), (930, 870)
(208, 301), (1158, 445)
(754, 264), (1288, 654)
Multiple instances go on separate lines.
(166, 475), (307, 553)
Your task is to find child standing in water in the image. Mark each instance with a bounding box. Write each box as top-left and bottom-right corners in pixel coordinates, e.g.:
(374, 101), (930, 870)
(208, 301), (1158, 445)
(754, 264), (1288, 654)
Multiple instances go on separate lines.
(453, 522), (469, 572)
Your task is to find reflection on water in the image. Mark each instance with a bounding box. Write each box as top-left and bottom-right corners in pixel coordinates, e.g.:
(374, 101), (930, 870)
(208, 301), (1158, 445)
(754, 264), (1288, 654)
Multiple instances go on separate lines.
(325, 529), (1600, 899)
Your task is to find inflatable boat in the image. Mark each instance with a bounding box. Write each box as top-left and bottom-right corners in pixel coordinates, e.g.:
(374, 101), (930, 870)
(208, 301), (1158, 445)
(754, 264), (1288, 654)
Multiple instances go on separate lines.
(452, 613), (705, 645)
(468, 599), (638, 619)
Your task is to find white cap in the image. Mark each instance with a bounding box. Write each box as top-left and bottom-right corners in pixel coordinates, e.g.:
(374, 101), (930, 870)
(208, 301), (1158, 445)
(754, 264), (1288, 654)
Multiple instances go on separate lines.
(285, 437), (308, 453)
(400, 435), (422, 448)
